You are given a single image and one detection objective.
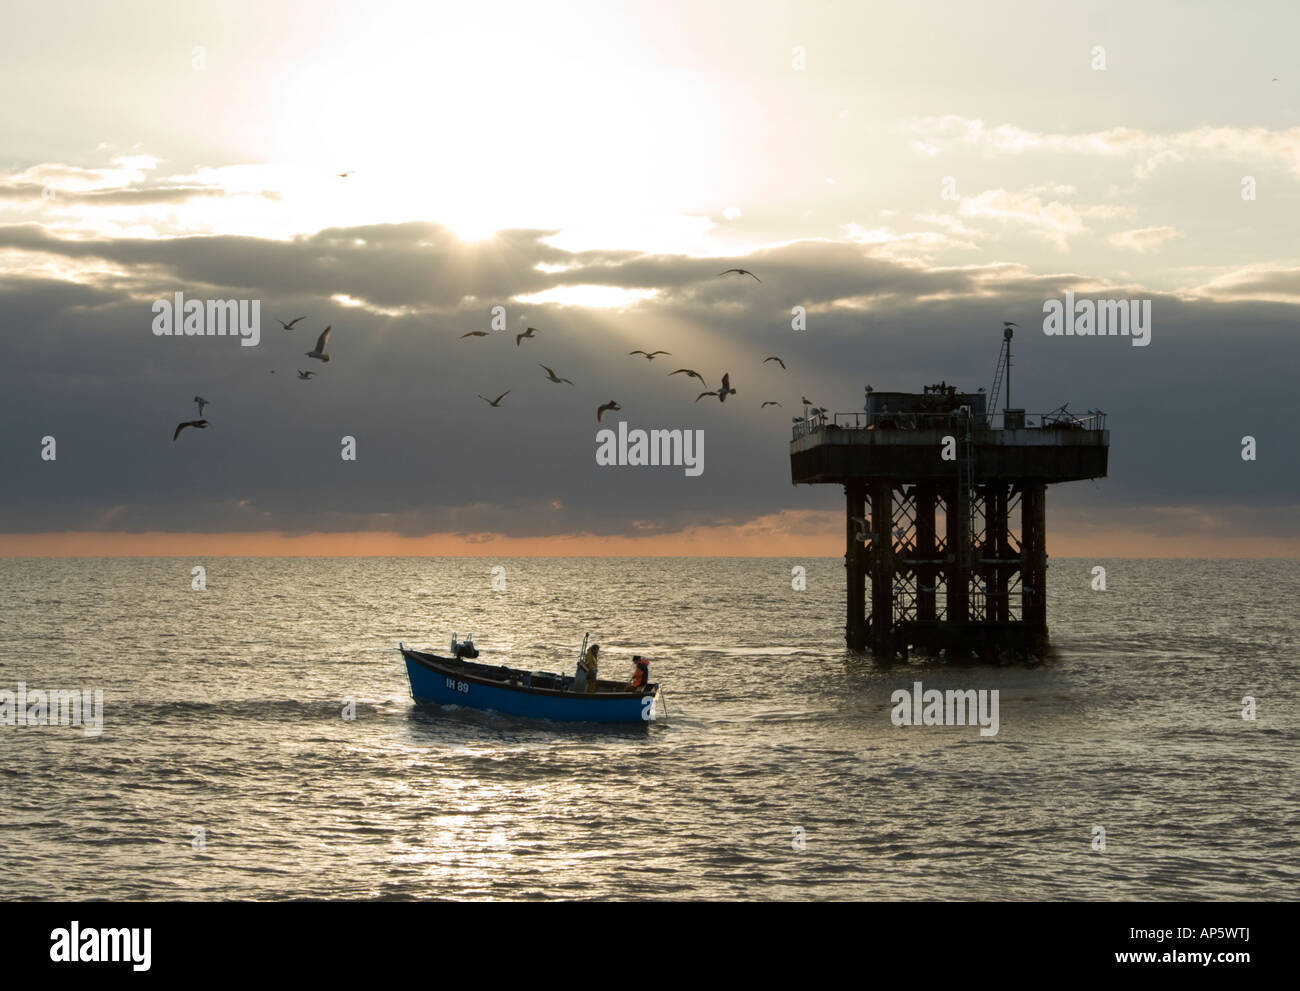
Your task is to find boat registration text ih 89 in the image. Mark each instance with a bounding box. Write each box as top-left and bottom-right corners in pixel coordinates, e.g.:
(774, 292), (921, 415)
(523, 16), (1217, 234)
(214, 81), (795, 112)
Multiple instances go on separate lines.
(445, 677), (470, 694)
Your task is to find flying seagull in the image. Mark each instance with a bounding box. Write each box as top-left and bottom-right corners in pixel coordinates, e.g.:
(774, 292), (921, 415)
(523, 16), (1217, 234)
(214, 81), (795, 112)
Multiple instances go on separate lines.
(670, 368), (708, 388)
(629, 350), (670, 360)
(337, 170), (355, 178)
(849, 516), (870, 543)
(1003, 321), (1018, 328)
(597, 400), (621, 422)
(763, 356), (786, 369)
(516, 327), (539, 346)
(173, 419), (208, 441)
(193, 396), (209, 416)
(718, 268), (760, 282)
(761, 401), (782, 408)
(478, 391), (510, 407)
(460, 330), (489, 338)
(305, 326), (331, 362)
(297, 370), (316, 379)
(278, 316), (306, 330)
(539, 363), (573, 385)
(696, 372), (736, 403)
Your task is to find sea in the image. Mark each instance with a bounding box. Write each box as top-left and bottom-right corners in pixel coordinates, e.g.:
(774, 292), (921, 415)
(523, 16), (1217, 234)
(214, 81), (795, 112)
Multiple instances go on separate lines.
(1, 557), (1296, 901)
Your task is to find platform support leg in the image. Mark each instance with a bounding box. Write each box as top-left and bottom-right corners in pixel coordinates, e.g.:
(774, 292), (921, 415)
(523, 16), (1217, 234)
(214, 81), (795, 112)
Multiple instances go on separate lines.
(845, 481), (867, 650)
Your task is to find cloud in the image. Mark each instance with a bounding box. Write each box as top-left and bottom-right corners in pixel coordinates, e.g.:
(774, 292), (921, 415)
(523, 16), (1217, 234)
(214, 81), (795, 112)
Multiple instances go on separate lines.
(906, 116), (1300, 177)
(1108, 226), (1182, 253)
(1184, 262), (1300, 302)
(957, 187), (1126, 252)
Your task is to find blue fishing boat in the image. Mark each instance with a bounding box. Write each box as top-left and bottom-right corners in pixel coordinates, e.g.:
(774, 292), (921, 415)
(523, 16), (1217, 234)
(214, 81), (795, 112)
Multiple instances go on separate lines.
(400, 634), (659, 723)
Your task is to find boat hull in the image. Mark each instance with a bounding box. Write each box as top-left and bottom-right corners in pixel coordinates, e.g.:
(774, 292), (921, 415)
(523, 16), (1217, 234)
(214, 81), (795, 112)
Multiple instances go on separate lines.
(402, 648), (656, 723)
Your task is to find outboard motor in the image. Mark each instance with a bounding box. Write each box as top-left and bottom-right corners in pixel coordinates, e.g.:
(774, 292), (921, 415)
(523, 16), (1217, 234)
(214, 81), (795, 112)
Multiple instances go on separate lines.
(452, 633), (480, 659)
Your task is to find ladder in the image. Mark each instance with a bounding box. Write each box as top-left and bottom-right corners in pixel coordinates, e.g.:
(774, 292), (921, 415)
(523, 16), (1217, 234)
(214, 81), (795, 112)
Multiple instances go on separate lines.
(987, 325), (1014, 427)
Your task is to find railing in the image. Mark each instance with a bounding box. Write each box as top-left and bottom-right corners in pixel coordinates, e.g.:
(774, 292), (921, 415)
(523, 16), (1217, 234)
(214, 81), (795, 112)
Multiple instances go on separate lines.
(791, 408), (1107, 440)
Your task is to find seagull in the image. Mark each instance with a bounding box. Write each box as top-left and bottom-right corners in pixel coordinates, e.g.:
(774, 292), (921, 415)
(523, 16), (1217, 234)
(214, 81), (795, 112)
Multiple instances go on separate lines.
(297, 370), (316, 379)
(278, 316), (306, 330)
(193, 396), (209, 416)
(597, 400), (621, 422)
(539, 363), (573, 385)
(763, 356), (786, 369)
(478, 391), (510, 407)
(761, 401), (782, 408)
(337, 170), (354, 178)
(460, 330), (489, 338)
(173, 419), (208, 441)
(1003, 321), (1018, 328)
(718, 268), (760, 282)
(629, 350), (670, 360)
(670, 368), (708, 388)
(849, 516), (870, 543)
(516, 327), (539, 346)
(305, 326), (331, 362)
(696, 372), (736, 403)
(801, 396), (814, 406)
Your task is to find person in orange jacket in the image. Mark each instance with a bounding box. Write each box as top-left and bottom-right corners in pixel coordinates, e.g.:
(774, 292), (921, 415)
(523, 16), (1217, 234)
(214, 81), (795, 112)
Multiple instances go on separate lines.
(630, 654), (650, 690)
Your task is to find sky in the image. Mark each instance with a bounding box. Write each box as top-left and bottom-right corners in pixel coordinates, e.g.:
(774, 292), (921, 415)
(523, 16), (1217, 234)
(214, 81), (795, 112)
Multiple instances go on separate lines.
(1, 0), (1298, 556)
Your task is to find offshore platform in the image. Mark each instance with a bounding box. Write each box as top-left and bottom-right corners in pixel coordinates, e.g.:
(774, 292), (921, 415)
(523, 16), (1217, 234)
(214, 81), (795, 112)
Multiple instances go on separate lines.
(789, 328), (1109, 661)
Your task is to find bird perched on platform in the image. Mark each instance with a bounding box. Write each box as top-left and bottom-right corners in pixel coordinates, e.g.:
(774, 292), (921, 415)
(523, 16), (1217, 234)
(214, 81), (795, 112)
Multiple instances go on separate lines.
(718, 268), (760, 282)
(173, 419), (208, 441)
(629, 350), (670, 360)
(193, 396), (209, 416)
(516, 327), (539, 346)
(305, 326), (331, 361)
(763, 356), (786, 369)
(478, 391), (510, 407)
(539, 363), (573, 385)
(597, 400), (621, 422)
